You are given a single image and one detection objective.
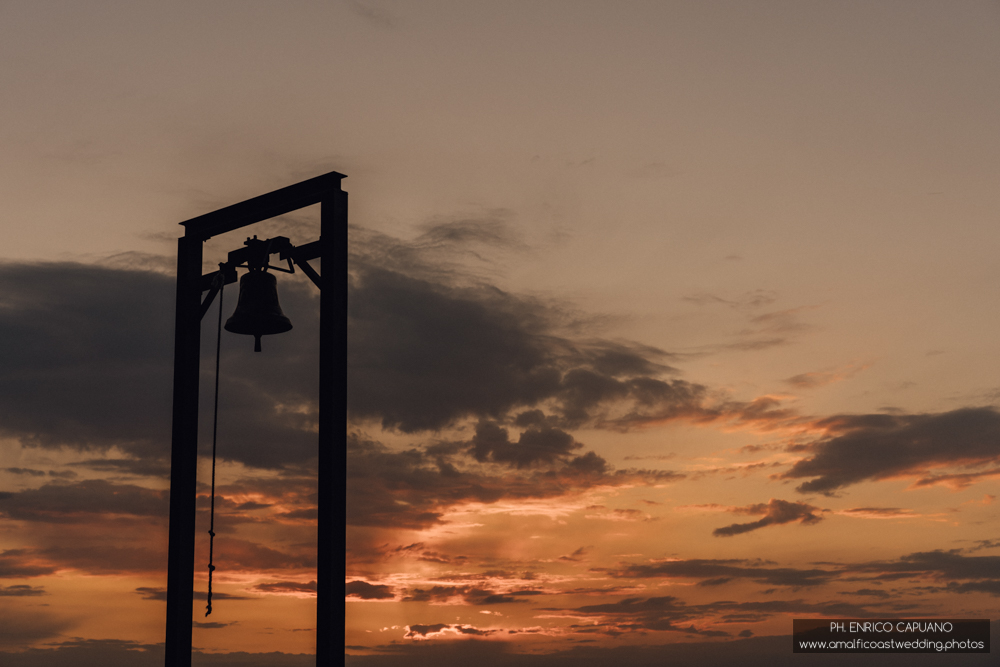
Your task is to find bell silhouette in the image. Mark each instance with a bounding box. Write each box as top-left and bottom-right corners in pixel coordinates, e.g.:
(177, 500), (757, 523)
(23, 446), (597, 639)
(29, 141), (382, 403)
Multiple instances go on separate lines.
(224, 269), (292, 352)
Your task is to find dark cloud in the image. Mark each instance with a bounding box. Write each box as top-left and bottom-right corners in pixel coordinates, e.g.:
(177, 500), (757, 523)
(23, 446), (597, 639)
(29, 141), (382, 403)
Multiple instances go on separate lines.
(346, 243), (697, 433)
(347, 266), (563, 431)
(400, 585), (533, 606)
(135, 587), (253, 602)
(0, 608), (73, 648)
(838, 507), (913, 518)
(541, 596), (874, 637)
(0, 480), (167, 523)
(712, 499), (824, 537)
(416, 215), (524, 251)
(3, 468), (46, 477)
(193, 621), (236, 629)
(470, 422), (581, 468)
(559, 547), (588, 563)
(781, 408), (1000, 494)
(842, 550), (1000, 593)
(2, 529), (306, 577)
(561, 595), (712, 635)
(0, 585), (46, 596)
(252, 580), (317, 595)
(346, 434), (680, 530)
(202, 538), (314, 572)
(0, 638), (317, 667)
(38, 545), (164, 575)
(604, 558), (836, 588)
(0, 246), (774, 477)
(839, 589), (891, 599)
(0, 261), (323, 469)
(968, 538), (1000, 552)
(552, 595), (878, 636)
(0, 263), (175, 456)
(71, 458), (170, 479)
(0, 246), (710, 478)
(0, 549), (58, 578)
(345, 580), (394, 600)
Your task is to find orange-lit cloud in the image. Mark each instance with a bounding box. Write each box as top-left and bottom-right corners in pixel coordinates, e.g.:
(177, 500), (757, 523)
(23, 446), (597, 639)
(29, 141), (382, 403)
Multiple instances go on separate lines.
(784, 363), (870, 390)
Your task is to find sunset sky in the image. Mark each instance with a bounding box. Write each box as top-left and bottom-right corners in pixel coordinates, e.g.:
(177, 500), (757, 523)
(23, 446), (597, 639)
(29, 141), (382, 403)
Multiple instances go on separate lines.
(1, 1), (999, 665)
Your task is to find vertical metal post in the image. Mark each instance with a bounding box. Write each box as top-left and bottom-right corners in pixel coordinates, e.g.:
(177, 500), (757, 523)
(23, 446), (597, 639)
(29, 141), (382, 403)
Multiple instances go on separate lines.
(165, 234), (203, 667)
(166, 171), (345, 666)
(317, 188), (347, 665)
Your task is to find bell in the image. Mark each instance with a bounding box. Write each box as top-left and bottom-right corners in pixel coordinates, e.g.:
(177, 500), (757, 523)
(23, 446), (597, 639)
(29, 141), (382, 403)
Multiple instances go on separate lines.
(224, 270), (292, 352)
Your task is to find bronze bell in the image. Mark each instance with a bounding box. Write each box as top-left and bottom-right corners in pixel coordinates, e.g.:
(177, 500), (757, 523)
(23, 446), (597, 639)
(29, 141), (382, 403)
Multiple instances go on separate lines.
(224, 269), (292, 352)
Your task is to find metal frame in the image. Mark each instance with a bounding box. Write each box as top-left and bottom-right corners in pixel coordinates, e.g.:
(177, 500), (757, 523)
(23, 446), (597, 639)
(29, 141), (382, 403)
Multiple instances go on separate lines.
(165, 171), (347, 666)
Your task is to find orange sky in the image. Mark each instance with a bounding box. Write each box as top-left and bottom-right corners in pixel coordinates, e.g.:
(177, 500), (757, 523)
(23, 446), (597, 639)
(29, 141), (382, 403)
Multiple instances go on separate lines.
(0, 2), (999, 665)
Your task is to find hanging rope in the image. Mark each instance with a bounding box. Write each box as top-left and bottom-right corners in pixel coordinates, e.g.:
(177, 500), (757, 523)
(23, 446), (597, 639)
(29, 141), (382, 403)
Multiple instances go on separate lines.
(206, 272), (224, 616)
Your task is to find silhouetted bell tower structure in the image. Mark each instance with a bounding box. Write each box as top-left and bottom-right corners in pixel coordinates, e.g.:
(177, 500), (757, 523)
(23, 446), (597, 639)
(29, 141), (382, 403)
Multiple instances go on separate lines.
(165, 172), (346, 666)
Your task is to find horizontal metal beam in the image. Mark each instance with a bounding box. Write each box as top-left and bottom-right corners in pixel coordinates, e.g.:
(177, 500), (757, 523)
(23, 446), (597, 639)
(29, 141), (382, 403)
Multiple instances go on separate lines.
(180, 172), (345, 241)
(282, 239), (322, 263)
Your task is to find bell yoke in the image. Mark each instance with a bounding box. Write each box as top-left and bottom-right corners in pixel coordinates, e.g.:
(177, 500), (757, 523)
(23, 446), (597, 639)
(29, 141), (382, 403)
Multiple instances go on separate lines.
(203, 234), (321, 352)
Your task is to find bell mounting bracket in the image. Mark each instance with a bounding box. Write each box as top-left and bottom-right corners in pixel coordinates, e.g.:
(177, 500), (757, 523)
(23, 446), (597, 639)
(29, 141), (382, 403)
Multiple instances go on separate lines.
(198, 235), (323, 321)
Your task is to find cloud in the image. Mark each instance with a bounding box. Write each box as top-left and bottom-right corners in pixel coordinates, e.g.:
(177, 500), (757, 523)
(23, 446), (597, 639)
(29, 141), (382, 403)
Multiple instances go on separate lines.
(347, 265), (562, 432)
(556, 595), (713, 635)
(70, 458), (170, 479)
(0, 263), (175, 457)
(712, 499), (824, 537)
(682, 290), (778, 310)
(135, 587), (253, 602)
(415, 214), (525, 252)
(602, 548), (1000, 601)
(0, 549), (57, 578)
(0, 479), (167, 523)
(781, 408), (1000, 494)
(3, 468), (46, 477)
(346, 434), (681, 530)
(400, 585), (538, 606)
(37, 544), (164, 575)
(784, 363), (869, 390)
(842, 550), (1000, 593)
(201, 538), (313, 572)
(0, 261), (324, 470)
(252, 580), (317, 595)
(0, 585), (46, 596)
(0, 608), (74, 648)
(346, 580), (394, 600)
(345, 0), (396, 29)
(0, 530), (307, 578)
(346, 240), (697, 433)
(404, 623), (502, 639)
(0, 245), (798, 480)
(541, 596), (878, 638)
(470, 422), (582, 468)
(836, 507), (917, 519)
(839, 589), (891, 599)
(559, 547), (588, 562)
(604, 558), (836, 588)
(193, 621), (236, 629)
(0, 638), (316, 666)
